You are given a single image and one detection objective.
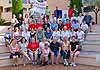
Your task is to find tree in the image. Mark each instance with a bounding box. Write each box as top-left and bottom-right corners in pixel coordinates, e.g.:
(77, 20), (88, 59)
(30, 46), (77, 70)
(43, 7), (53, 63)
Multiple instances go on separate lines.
(70, 0), (83, 16)
(12, 0), (23, 18)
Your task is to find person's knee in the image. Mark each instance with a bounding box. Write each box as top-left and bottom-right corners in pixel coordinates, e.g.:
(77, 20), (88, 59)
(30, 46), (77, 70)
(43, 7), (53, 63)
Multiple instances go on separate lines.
(74, 51), (80, 56)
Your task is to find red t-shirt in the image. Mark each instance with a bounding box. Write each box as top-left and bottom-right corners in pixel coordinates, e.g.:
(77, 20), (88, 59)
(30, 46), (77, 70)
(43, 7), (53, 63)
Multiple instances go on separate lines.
(64, 23), (72, 30)
(29, 23), (37, 29)
(36, 23), (43, 29)
(68, 8), (74, 19)
(28, 42), (39, 51)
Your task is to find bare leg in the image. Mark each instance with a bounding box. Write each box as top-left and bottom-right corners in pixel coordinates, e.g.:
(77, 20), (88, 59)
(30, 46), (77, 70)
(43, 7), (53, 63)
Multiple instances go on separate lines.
(21, 51), (31, 60)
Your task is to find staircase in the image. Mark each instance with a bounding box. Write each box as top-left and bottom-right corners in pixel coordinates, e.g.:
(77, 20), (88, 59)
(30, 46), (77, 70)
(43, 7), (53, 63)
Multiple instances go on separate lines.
(0, 33), (30, 67)
(0, 25), (100, 67)
(77, 24), (100, 66)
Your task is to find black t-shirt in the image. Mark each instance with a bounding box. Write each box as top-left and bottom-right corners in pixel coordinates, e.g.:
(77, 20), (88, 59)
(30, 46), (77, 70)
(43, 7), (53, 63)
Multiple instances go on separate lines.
(43, 23), (50, 31)
(49, 42), (60, 52)
(70, 41), (79, 51)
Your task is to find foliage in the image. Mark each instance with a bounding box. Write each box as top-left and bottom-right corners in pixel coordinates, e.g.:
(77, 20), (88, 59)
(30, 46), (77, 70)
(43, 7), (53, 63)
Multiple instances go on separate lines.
(70, 0), (83, 15)
(0, 18), (6, 25)
(12, 0), (23, 18)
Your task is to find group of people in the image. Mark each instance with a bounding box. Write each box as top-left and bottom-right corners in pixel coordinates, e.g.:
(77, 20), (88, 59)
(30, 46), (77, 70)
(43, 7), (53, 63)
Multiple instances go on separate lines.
(4, 6), (93, 67)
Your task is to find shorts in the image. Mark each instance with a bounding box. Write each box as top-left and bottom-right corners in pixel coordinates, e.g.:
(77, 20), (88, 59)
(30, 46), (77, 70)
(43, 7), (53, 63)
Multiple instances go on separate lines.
(10, 52), (20, 59)
(52, 51), (60, 56)
(61, 50), (70, 59)
(41, 55), (48, 62)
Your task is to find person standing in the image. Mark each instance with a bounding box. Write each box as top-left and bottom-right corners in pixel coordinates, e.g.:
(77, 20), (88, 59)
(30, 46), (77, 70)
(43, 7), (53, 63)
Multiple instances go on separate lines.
(45, 5), (50, 20)
(83, 13), (93, 32)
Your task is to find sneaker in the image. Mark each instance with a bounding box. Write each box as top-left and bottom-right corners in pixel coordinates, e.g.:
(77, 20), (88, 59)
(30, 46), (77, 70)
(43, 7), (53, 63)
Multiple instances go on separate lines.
(72, 63), (76, 67)
(64, 62), (69, 66)
(70, 63), (73, 66)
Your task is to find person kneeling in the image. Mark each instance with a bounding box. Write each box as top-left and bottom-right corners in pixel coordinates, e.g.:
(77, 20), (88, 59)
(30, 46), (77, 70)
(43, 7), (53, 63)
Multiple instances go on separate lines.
(41, 43), (50, 66)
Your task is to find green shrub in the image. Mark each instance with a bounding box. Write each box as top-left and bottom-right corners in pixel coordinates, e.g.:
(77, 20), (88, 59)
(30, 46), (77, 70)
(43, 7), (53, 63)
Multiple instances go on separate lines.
(0, 18), (6, 25)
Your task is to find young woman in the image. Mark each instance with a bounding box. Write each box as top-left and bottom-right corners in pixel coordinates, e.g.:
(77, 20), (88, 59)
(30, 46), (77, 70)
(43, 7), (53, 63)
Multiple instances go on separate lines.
(13, 27), (22, 42)
(70, 36), (80, 66)
(9, 39), (20, 66)
(61, 37), (70, 66)
(24, 14), (29, 24)
(19, 37), (31, 66)
(11, 14), (19, 28)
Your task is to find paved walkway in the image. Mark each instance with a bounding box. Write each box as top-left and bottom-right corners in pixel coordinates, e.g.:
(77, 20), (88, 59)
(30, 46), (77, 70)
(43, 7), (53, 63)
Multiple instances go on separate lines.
(0, 64), (100, 70)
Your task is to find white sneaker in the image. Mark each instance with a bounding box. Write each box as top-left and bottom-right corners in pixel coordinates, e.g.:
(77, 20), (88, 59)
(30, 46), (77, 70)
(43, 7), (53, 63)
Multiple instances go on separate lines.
(72, 63), (76, 67)
(64, 62), (68, 66)
(70, 63), (73, 66)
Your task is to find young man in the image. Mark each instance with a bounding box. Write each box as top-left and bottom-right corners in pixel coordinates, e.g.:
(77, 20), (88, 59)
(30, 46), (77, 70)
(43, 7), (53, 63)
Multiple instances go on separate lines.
(70, 36), (80, 66)
(83, 13), (93, 32)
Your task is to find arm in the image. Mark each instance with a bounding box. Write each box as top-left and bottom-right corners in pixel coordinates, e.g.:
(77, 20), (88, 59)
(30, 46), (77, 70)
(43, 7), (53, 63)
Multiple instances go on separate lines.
(73, 45), (79, 53)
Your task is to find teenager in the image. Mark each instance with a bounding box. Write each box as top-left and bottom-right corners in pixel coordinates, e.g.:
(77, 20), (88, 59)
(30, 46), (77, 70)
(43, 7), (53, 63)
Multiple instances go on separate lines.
(9, 39), (20, 66)
(19, 37), (31, 66)
(61, 37), (70, 66)
(70, 36), (80, 66)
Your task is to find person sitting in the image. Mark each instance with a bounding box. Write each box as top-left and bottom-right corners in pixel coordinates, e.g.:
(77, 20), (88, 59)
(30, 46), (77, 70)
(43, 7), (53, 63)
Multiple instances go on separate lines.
(61, 37), (70, 66)
(19, 37), (31, 66)
(70, 36), (80, 66)
(9, 39), (20, 67)
(4, 27), (13, 47)
(49, 37), (61, 65)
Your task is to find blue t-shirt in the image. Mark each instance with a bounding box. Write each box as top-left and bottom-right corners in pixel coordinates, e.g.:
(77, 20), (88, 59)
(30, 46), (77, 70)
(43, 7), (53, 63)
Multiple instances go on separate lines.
(84, 15), (93, 23)
(62, 18), (68, 24)
(45, 31), (52, 39)
(50, 23), (58, 30)
(72, 22), (80, 29)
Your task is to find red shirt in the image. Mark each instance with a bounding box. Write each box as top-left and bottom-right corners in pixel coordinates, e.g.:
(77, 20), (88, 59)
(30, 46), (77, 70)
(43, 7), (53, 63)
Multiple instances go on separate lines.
(64, 23), (72, 30)
(36, 23), (43, 29)
(68, 8), (74, 19)
(28, 42), (39, 51)
(29, 23), (36, 29)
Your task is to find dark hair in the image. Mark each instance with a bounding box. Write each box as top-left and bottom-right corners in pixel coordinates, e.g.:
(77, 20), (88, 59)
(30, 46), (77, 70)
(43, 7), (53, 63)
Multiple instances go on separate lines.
(20, 37), (27, 43)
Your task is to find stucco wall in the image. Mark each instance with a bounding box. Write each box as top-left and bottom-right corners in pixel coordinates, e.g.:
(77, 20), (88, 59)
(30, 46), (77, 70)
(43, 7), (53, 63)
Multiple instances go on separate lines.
(47, 0), (69, 13)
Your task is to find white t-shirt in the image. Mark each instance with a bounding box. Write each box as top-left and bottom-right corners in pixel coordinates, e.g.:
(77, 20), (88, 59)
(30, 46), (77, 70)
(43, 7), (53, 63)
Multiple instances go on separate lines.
(61, 30), (70, 39)
(81, 24), (88, 31)
(50, 17), (57, 23)
(76, 31), (84, 40)
(52, 31), (61, 39)
(22, 31), (30, 41)
(39, 41), (49, 50)
(71, 16), (77, 22)
(77, 16), (84, 24)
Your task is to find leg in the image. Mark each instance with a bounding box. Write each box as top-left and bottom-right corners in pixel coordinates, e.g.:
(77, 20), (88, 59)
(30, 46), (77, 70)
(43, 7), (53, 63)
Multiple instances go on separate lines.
(21, 51), (31, 60)
(50, 52), (54, 65)
(56, 52), (61, 64)
(73, 51), (80, 63)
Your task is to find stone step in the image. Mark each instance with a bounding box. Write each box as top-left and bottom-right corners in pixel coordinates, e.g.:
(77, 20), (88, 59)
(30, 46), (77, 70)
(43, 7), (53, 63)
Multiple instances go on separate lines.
(77, 51), (100, 67)
(82, 44), (100, 52)
(83, 40), (100, 45)
(0, 45), (10, 53)
(86, 33), (100, 40)
(0, 53), (31, 67)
